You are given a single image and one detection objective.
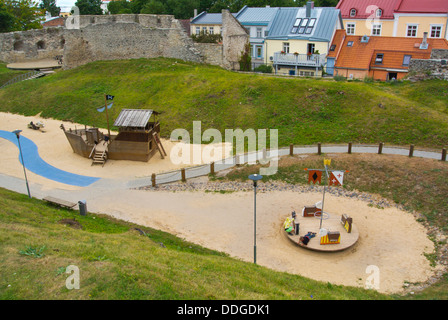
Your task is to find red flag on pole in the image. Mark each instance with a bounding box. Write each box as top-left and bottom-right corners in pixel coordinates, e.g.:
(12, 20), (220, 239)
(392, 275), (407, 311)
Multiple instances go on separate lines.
(308, 170), (322, 184)
(329, 171), (344, 186)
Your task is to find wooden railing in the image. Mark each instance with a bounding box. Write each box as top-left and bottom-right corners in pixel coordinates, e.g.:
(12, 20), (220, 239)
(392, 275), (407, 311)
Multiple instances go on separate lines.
(273, 52), (326, 67)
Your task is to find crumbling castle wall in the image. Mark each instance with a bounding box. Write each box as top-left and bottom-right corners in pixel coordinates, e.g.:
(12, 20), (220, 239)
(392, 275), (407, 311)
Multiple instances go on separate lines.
(0, 11), (248, 71)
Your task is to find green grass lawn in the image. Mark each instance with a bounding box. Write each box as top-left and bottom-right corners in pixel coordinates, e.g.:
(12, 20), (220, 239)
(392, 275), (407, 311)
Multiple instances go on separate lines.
(0, 187), (388, 300)
(1, 58), (447, 300)
(1, 58), (448, 149)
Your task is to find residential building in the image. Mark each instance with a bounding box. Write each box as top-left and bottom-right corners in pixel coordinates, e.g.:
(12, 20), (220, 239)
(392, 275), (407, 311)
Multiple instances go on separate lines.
(234, 5), (280, 65)
(336, 0), (448, 39)
(328, 29), (448, 81)
(393, 0), (448, 39)
(264, 2), (343, 76)
(190, 11), (225, 36)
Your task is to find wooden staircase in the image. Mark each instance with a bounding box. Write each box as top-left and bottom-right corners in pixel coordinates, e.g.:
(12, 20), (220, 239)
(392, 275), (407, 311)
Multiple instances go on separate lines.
(90, 145), (108, 166)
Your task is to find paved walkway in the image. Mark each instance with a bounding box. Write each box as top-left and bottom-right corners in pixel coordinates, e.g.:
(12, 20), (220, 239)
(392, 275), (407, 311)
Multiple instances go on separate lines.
(1, 130), (446, 191)
(0, 130), (100, 187)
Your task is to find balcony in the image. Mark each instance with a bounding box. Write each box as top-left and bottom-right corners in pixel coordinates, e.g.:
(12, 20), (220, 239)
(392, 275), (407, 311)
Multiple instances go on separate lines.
(272, 52), (326, 68)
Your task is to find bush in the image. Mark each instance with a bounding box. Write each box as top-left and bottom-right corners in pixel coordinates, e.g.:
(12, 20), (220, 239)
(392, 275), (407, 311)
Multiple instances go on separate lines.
(254, 65), (273, 73)
(333, 75), (346, 82)
(191, 31), (222, 44)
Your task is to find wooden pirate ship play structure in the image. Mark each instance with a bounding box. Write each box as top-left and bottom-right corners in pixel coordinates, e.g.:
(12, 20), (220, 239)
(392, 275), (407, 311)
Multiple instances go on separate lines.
(283, 159), (359, 252)
(61, 106), (166, 165)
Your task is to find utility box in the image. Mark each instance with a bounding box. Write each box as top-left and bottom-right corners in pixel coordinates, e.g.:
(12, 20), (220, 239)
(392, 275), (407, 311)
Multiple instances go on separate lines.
(78, 200), (87, 216)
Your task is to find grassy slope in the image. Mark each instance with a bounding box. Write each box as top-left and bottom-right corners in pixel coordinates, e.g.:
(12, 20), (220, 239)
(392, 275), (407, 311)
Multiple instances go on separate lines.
(0, 63), (28, 86)
(0, 187), (387, 300)
(0, 58), (448, 149)
(1, 58), (447, 299)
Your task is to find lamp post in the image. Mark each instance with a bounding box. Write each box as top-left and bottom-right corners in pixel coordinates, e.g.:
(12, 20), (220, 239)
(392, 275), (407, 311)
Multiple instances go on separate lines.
(249, 173), (263, 264)
(12, 130), (31, 198)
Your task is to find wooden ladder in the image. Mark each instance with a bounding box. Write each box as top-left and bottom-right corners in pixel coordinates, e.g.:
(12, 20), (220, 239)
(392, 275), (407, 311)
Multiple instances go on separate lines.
(91, 148), (108, 167)
(153, 132), (167, 159)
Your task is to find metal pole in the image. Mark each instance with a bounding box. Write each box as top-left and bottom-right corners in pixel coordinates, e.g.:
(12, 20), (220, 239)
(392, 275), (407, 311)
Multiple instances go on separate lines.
(253, 180), (257, 264)
(320, 164), (329, 229)
(17, 136), (31, 198)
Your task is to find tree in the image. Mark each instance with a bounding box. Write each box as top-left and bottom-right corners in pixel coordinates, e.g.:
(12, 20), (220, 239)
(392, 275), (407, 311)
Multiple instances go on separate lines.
(1, 0), (43, 32)
(140, 0), (167, 14)
(39, 0), (60, 17)
(74, 0), (103, 15)
(107, 0), (132, 14)
(0, 1), (16, 32)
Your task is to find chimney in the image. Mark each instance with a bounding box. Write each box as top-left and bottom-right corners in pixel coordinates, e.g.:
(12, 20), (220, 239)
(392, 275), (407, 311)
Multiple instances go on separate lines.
(306, 1), (314, 18)
(420, 32), (429, 49)
(194, 9), (198, 17)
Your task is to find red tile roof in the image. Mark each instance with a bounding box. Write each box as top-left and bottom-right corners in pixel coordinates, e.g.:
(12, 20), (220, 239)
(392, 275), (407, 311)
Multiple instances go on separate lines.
(331, 33), (448, 71)
(394, 0), (448, 14)
(336, 0), (398, 19)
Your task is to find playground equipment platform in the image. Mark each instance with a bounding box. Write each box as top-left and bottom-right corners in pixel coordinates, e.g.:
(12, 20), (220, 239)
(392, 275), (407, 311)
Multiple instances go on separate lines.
(283, 213), (359, 252)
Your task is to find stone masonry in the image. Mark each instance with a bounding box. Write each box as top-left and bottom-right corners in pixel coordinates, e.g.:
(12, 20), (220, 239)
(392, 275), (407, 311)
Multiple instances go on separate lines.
(409, 49), (448, 80)
(0, 11), (249, 71)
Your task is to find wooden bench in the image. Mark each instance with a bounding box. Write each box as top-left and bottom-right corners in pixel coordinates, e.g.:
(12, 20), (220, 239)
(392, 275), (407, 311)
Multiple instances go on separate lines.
(43, 196), (77, 209)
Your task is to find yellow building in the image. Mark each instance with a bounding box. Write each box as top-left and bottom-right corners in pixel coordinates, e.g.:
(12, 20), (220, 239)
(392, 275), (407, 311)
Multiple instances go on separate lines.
(190, 11), (223, 36)
(336, 0), (448, 40)
(264, 2), (343, 76)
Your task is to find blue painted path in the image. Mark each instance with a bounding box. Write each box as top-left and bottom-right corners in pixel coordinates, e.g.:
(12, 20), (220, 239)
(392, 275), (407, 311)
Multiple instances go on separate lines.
(0, 130), (100, 187)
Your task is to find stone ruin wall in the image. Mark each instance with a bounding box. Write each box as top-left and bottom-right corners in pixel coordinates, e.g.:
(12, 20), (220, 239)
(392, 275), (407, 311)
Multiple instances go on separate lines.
(0, 11), (248, 71)
(408, 49), (448, 80)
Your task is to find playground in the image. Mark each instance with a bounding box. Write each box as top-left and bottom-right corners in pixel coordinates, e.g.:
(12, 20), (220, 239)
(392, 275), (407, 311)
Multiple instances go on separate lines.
(0, 111), (443, 294)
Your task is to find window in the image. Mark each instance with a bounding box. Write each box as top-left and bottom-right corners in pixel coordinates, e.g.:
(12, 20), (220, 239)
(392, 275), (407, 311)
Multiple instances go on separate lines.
(372, 24), (382, 36)
(256, 45), (263, 59)
(347, 41), (354, 47)
(306, 18), (316, 34)
(195, 27), (200, 35)
(402, 55), (412, 66)
(256, 28), (262, 38)
(202, 26), (207, 33)
(346, 23), (355, 35)
(406, 25), (418, 37)
(376, 9), (382, 17)
(350, 8), (356, 17)
(430, 25), (442, 38)
(375, 53), (384, 64)
(209, 27), (214, 34)
(283, 42), (290, 53)
(330, 44), (336, 51)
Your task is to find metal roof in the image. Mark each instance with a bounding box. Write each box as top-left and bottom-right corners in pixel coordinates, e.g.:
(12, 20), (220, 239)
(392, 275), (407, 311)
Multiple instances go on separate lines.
(235, 6), (280, 25)
(114, 109), (153, 128)
(266, 7), (341, 42)
(191, 12), (223, 25)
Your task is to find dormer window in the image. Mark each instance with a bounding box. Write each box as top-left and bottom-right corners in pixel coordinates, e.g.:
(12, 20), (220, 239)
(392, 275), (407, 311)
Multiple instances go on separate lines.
(375, 53), (384, 64)
(376, 8), (382, 17)
(350, 8), (357, 17)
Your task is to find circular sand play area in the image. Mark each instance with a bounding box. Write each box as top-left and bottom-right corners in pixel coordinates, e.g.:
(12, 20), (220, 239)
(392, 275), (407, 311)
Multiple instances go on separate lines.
(0, 112), (443, 294)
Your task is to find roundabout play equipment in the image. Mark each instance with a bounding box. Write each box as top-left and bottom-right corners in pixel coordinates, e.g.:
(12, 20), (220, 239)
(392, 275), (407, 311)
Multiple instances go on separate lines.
(283, 158), (359, 252)
(283, 208), (359, 252)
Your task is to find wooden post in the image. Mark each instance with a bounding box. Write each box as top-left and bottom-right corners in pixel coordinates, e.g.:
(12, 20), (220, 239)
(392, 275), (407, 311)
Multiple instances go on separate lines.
(409, 145), (414, 157)
(442, 148), (447, 161)
(378, 142), (383, 154)
(348, 142), (352, 154)
(210, 162), (215, 175)
(151, 173), (156, 187)
(318, 143), (321, 155)
(104, 94), (111, 138)
(181, 168), (186, 182)
(289, 144), (294, 156)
